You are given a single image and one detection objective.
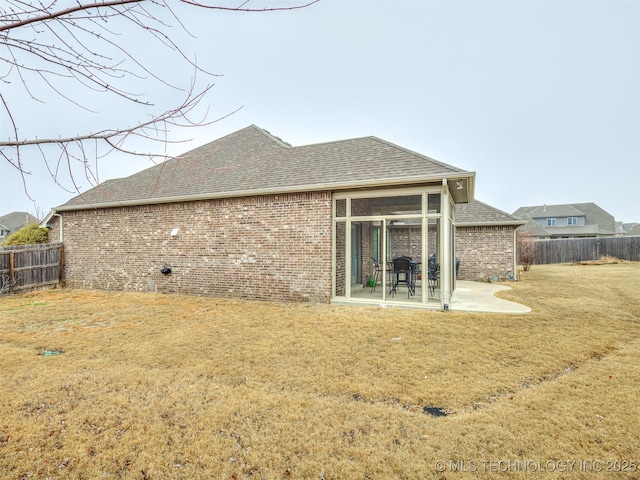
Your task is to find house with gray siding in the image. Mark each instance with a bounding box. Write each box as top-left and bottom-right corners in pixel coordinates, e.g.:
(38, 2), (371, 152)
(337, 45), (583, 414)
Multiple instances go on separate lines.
(619, 222), (640, 236)
(44, 125), (520, 310)
(513, 203), (616, 238)
(627, 224), (640, 236)
(0, 212), (38, 242)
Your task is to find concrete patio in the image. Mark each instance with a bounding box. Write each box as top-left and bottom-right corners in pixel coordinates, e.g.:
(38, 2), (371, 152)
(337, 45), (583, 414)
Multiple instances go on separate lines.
(339, 280), (531, 314)
(450, 280), (531, 314)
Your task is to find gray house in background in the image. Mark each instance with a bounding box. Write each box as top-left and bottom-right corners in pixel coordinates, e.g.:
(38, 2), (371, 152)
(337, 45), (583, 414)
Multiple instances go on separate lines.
(618, 222), (640, 236)
(0, 211), (38, 241)
(512, 203), (616, 238)
(626, 224), (640, 236)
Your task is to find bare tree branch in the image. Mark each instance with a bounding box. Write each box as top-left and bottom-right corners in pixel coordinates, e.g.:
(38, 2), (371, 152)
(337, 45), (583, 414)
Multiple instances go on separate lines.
(0, 0), (319, 33)
(0, 0), (318, 200)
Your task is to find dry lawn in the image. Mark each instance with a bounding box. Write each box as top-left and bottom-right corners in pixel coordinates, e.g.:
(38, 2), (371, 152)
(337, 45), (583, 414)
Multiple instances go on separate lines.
(0, 263), (639, 479)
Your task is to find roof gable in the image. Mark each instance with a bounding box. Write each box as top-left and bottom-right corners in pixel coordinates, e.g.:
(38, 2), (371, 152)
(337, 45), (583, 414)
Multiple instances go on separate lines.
(0, 211), (38, 231)
(570, 202), (616, 233)
(519, 216), (551, 237)
(58, 125), (474, 210)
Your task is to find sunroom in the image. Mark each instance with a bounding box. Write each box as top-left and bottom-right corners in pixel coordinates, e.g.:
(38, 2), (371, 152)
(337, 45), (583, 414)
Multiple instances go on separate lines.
(333, 181), (469, 310)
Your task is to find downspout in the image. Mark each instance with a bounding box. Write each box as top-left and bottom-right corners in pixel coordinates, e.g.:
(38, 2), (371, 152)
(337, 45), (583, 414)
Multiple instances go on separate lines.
(441, 179), (451, 311)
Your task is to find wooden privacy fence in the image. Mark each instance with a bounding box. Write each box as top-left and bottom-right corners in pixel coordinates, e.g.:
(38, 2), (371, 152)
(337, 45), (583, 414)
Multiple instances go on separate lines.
(0, 243), (63, 293)
(531, 236), (640, 265)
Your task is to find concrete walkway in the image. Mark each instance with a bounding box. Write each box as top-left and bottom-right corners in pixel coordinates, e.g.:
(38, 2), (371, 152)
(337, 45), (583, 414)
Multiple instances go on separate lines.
(450, 280), (531, 314)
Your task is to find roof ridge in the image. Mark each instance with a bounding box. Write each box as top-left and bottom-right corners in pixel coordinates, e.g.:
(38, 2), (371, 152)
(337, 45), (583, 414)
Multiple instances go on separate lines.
(226, 128), (469, 176)
(250, 125), (293, 148)
(289, 134), (470, 174)
(521, 202), (600, 210)
(286, 134), (378, 150)
(369, 136), (469, 173)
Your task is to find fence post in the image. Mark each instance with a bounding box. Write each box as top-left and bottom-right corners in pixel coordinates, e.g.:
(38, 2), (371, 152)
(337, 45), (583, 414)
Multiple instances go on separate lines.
(58, 245), (64, 285)
(9, 251), (14, 281)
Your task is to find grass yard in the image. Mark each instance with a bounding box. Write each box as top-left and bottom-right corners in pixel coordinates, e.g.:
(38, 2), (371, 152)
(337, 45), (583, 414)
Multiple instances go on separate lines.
(0, 262), (639, 479)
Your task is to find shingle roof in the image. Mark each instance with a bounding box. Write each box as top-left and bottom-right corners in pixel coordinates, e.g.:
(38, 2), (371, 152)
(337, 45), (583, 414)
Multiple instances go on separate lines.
(57, 125), (474, 210)
(0, 212), (38, 232)
(544, 225), (601, 237)
(455, 200), (524, 226)
(525, 204), (585, 218)
(518, 216), (550, 237)
(571, 202), (616, 234)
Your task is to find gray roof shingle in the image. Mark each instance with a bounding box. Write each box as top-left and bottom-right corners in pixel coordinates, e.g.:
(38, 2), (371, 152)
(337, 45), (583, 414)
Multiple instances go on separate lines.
(455, 200), (524, 226)
(58, 125), (473, 210)
(525, 204), (585, 218)
(0, 211), (38, 232)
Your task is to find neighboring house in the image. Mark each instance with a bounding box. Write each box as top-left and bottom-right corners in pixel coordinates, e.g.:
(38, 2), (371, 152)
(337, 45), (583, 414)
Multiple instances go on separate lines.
(45, 125), (483, 309)
(618, 222), (639, 236)
(455, 200), (525, 281)
(0, 212), (38, 241)
(512, 203), (616, 238)
(627, 224), (640, 236)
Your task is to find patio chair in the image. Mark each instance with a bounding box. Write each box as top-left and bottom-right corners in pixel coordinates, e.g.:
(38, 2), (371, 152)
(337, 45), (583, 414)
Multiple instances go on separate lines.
(409, 259), (421, 294)
(389, 257), (413, 298)
(370, 257), (382, 293)
(428, 261), (440, 297)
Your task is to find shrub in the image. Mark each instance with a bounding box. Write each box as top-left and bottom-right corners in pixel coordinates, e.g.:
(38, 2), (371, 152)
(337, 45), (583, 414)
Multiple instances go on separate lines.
(1, 223), (49, 246)
(516, 230), (538, 271)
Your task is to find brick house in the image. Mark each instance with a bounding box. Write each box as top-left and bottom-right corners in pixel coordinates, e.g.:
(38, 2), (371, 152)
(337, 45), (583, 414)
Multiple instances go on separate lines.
(455, 200), (525, 281)
(45, 125), (492, 309)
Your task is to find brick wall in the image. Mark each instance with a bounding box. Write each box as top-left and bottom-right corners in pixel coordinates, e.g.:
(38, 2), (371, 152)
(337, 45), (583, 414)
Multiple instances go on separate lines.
(51, 192), (333, 303)
(387, 226), (441, 260)
(47, 194), (519, 301)
(455, 225), (517, 281)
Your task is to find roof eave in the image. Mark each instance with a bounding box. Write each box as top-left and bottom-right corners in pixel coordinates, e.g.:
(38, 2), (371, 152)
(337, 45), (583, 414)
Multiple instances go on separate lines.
(55, 172), (476, 212)
(456, 221), (526, 227)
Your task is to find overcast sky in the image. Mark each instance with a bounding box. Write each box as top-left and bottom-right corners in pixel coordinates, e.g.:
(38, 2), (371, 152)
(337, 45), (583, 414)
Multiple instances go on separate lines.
(1, 0), (639, 222)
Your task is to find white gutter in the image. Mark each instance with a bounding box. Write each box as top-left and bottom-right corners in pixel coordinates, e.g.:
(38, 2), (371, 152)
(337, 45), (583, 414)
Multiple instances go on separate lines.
(40, 210), (63, 243)
(456, 221), (527, 227)
(54, 171), (476, 212)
